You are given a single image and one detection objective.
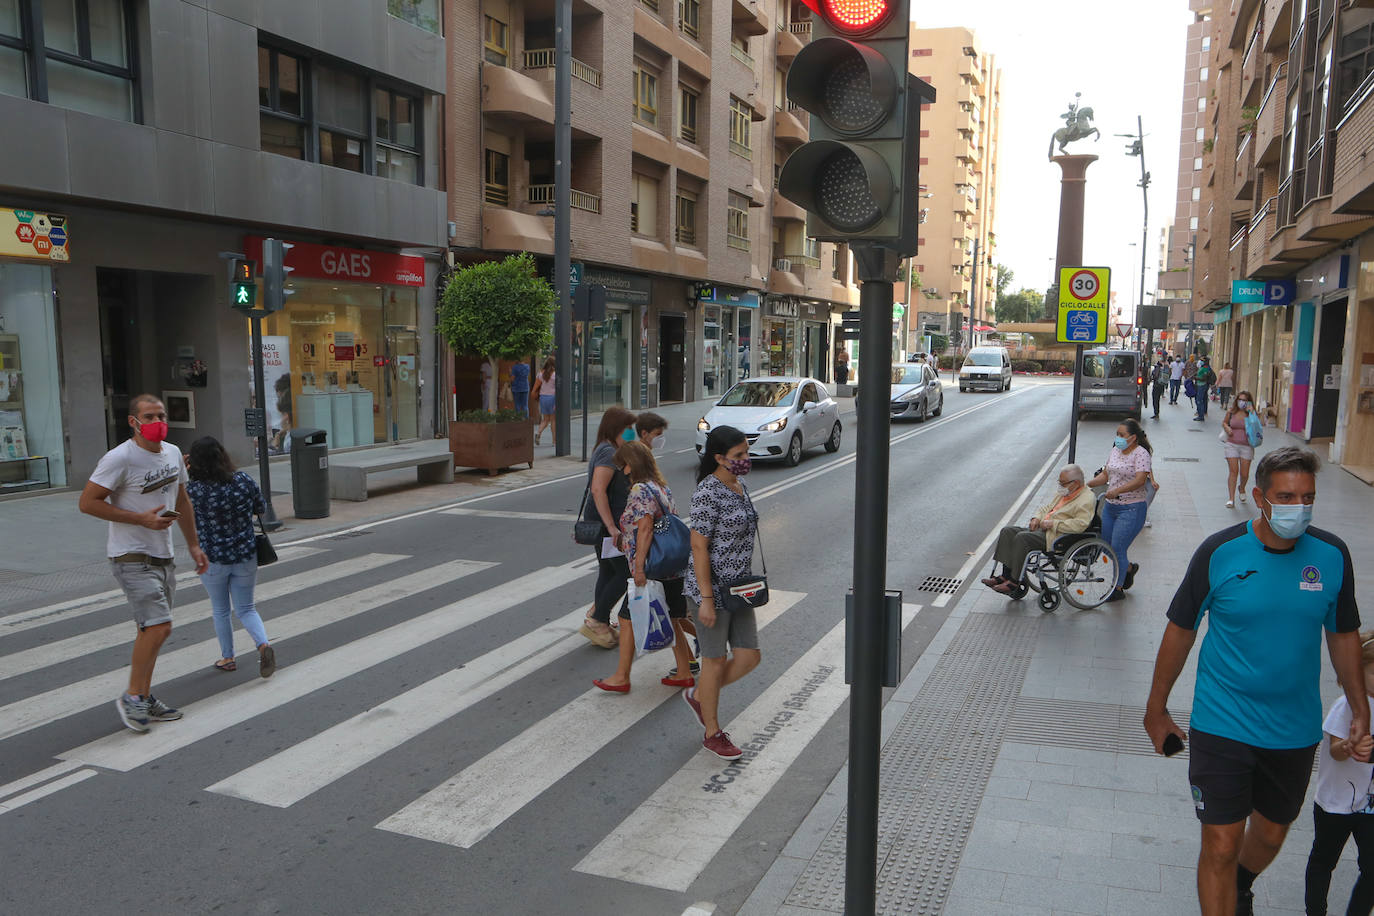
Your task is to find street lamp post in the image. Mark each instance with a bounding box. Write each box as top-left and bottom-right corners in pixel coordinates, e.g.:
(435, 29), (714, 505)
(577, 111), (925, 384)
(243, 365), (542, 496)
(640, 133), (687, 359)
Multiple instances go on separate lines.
(552, 0), (573, 457)
(1118, 116), (1151, 358)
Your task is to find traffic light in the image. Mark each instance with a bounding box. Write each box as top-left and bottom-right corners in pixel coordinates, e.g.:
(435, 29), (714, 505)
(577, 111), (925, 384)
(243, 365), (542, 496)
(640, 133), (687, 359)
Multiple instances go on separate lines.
(230, 259), (256, 311)
(777, 0), (934, 254)
(262, 238), (295, 312)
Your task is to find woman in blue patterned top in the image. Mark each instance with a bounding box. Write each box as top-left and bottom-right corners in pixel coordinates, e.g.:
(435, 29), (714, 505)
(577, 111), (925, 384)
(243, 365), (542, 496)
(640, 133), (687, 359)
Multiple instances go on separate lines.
(186, 437), (276, 677)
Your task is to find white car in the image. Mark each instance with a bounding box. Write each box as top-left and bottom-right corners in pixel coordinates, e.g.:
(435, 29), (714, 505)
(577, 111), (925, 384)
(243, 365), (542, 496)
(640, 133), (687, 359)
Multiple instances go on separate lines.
(889, 363), (944, 422)
(695, 377), (841, 466)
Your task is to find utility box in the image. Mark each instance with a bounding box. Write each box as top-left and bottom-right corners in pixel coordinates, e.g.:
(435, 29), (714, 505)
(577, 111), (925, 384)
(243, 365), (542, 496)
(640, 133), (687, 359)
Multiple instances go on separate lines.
(289, 428), (329, 519)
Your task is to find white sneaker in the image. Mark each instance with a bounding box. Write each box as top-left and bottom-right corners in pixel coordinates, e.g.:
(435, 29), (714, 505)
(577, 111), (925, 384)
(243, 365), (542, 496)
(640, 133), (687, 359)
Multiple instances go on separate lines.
(1226, 500), (1234, 509)
(1237, 493), (1247, 504)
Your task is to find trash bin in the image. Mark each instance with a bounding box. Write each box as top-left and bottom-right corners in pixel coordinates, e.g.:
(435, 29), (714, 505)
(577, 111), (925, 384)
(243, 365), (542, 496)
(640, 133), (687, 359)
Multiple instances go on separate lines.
(289, 428), (329, 519)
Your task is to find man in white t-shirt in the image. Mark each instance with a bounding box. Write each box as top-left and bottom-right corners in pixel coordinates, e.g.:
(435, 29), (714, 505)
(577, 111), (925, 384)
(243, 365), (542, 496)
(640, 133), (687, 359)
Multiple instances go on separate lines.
(1169, 356), (1186, 404)
(79, 394), (208, 733)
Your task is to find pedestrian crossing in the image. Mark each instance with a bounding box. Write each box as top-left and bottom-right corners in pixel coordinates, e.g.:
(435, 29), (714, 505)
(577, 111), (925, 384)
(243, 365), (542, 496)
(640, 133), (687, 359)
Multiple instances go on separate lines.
(0, 541), (915, 898)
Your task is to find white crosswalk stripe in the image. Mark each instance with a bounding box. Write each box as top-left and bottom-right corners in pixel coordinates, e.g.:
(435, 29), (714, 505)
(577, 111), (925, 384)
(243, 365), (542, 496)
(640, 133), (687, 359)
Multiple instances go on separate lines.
(0, 553), (403, 681)
(0, 557), (487, 741)
(375, 592), (808, 849)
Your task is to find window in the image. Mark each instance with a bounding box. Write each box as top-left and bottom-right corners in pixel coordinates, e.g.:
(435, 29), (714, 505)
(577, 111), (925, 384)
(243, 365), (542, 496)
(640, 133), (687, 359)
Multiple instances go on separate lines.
(317, 65), (367, 173)
(676, 190), (697, 245)
(678, 0), (700, 40)
(484, 16), (508, 66)
(388, 0), (442, 35)
(259, 46), (306, 159)
(631, 174), (658, 235)
(1338, 12), (1374, 111)
(729, 96), (751, 158)
(1189, 216), (1199, 229)
(374, 87), (419, 183)
(1199, 66), (1208, 82)
(727, 191), (750, 249)
(1197, 97), (1206, 111)
(1201, 35), (1211, 51)
(1196, 127), (1205, 141)
(679, 85), (699, 143)
(633, 64), (657, 127)
(0, 0), (138, 120)
(484, 149), (509, 205)
(1192, 187), (1201, 200)
(1194, 157), (1203, 169)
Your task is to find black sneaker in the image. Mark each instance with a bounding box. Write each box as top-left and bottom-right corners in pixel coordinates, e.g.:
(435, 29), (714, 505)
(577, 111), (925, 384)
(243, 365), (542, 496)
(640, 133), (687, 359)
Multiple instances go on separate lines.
(1123, 563), (1139, 591)
(146, 695), (182, 722)
(667, 660), (701, 678)
(1235, 887), (1254, 916)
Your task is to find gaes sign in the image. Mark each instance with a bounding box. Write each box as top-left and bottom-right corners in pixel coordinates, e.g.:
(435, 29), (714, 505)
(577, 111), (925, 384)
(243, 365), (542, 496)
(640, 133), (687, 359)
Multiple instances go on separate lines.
(1055, 266), (1110, 345)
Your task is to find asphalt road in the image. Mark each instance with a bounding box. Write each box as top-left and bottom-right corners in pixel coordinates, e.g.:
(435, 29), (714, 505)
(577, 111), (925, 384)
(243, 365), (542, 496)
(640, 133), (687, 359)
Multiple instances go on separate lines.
(0, 377), (1082, 916)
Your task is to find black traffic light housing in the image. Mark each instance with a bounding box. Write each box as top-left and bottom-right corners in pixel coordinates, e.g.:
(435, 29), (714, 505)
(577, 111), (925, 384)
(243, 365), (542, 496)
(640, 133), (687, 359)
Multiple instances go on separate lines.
(778, 0), (934, 255)
(230, 259), (257, 312)
(262, 238), (295, 312)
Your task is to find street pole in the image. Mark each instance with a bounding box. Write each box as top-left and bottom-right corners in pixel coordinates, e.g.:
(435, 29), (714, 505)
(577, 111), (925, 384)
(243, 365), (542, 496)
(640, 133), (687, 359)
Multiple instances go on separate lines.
(845, 243), (896, 916)
(248, 313), (281, 530)
(1187, 234), (1197, 356)
(552, 0), (572, 457)
(968, 237), (979, 350)
(1136, 116), (1151, 360)
(1052, 154), (1098, 465)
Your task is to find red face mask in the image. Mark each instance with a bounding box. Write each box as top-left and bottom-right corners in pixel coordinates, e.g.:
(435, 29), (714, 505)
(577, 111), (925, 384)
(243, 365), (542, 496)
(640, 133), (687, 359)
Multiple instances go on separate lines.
(136, 420), (169, 443)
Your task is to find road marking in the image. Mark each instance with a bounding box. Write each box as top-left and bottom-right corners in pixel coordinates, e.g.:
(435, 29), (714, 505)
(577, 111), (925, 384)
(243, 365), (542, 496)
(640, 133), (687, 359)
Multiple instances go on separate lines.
(375, 591), (810, 849)
(0, 546), (327, 637)
(680, 906), (716, 916)
(574, 604), (922, 891)
(442, 508), (577, 522)
(56, 560), (595, 772)
(0, 558), (489, 742)
(0, 554), (404, 681)
(206, 605), (590, 807)
(0, 768), (98, 816)
(0, 760), (83, 801)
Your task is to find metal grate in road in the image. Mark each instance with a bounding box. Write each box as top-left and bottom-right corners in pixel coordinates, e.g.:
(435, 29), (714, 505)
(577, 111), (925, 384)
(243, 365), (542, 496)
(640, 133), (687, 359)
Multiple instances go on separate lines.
(916, 575), (963, 595)
(1161, 457), (1200, 462)
(784, 614), (1039, 914)
(326, 530), (372, 541)
(1006, 696), (1190, 759)
(0, 568), (32, 583)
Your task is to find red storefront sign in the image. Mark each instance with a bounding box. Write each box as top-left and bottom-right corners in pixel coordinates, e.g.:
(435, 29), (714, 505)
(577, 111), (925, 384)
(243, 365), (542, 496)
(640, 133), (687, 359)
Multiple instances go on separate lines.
(243, 236), (426, 287)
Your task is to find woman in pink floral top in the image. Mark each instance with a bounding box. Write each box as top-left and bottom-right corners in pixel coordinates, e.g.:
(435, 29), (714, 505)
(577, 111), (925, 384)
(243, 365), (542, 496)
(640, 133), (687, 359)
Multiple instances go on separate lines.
(593, 440), (698, 693)
(1087, 418), (1154, 601)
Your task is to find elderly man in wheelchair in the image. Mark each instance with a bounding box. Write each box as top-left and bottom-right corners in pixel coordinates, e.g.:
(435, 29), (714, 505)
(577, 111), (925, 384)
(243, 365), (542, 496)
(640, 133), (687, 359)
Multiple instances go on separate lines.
(980, 464), (1121, 611)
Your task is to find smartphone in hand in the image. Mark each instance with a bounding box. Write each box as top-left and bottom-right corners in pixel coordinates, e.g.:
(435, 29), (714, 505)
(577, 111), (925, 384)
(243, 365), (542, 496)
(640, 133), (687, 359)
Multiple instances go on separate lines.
(159, 509), (180, 519)
(1163, 733), (1185, 757)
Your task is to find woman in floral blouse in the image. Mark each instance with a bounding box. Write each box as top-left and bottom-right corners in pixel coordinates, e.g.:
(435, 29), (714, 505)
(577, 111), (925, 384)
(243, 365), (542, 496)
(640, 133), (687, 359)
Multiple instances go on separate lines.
(186, 437), (276, 677)
(593, 440), (697, 693)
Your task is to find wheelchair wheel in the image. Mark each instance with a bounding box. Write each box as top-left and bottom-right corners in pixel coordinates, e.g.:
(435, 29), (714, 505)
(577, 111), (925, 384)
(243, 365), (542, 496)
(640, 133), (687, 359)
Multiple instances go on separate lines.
(1060, 538), (1120, 609)
(1038, 589), (1061, 612)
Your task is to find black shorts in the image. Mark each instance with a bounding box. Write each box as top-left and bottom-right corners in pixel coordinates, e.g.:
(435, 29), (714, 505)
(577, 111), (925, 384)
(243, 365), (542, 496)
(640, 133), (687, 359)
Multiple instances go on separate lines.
(617, 576), (688, 620)
(1187, 728), (1318, 826)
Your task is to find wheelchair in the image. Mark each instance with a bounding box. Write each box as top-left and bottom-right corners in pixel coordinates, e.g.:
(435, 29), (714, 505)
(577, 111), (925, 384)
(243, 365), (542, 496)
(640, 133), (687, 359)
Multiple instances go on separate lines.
(1001, 495), (1120, 612)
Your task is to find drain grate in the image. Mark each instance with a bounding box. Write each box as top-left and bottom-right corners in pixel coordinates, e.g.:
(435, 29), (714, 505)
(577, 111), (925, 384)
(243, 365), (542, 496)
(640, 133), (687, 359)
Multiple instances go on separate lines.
(0, 568), (33, 584)
(1006, 696), (1189, 758)
(326, 530), (372, 541)
(1161, 457), (1201, 462)
(916, 576), (963, 595)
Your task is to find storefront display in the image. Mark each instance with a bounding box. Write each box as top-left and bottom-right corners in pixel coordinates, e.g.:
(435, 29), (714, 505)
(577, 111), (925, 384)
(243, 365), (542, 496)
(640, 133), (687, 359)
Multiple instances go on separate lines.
(0, 244), (67, 491)
(700, 288), (760, 395)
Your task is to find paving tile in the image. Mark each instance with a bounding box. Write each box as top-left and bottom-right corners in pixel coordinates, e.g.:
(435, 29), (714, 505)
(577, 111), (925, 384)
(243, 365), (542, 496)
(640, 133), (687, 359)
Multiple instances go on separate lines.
(978, 795), (1070, 828)
(992, 756), (1077, 784)
(1106, 885), (1198, 915)
(1158, 863), (1199, 899)
(1000, 741), (1041, 761)
(1035, 745), (1120, 768)
(965, 816), (1020, 847)
(1057, 852), (1160, 891)
(942, 894), (1050, 916)
(947, 865), (1006, 901)
(1028, 779), (1118, 810)
(998, 873), (1108, 913)
(960, 839), (1063, 878)
(1060, 826), (1115, 857)
(984, 776), (1031, 799)
(1077, 768), (1158, 793)
(1111, 832), (1202, 867)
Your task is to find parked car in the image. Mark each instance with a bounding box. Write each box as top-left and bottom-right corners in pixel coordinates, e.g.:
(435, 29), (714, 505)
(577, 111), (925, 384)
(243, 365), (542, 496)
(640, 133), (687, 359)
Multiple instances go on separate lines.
(1076, 348), (1143, 420)
(696, 377), (841, 467)
(889, 363), (944, 422)
(959, 346), (1012, 392)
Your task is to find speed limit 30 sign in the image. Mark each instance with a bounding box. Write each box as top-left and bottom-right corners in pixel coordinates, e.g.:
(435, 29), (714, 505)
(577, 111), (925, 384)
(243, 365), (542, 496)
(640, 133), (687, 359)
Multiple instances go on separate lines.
(1056, 266), (1111, 344)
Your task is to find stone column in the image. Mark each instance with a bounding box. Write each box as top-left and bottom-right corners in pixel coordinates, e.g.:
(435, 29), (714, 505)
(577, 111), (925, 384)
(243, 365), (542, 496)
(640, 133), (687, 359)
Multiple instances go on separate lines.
(1051, 155), (1099, 273)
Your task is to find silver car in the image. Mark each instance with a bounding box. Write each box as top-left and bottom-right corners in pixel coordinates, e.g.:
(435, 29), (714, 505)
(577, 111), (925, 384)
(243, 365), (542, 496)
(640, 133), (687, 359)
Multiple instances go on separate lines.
(889, 363), (944, 422)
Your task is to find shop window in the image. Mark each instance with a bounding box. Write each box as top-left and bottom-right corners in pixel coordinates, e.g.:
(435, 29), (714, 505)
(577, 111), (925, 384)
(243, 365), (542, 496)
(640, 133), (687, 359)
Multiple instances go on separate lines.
(675, 191), (697, 245)
(727, 191), (750, 250)
(631, 173), (658, 235)
(0, 0), (138, 120)
(484, 15), (508, 66)
(633, 63), (658, 127)
(484, 148), (510, 205)
(0, 262), (67, 490)
(678, 0), (700, 40)
(374, 87), (420, 183)
(679, 84), (699, 143)
(729, 96), (752, 158)
(387, 0), (442, 35)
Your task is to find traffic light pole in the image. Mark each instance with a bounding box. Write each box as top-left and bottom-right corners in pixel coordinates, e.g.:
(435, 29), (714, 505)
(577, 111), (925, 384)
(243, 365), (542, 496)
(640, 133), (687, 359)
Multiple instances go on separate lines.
(249, 313), (281, 531)
(552, 0), (572, 457)
(847, 243), (897, 916)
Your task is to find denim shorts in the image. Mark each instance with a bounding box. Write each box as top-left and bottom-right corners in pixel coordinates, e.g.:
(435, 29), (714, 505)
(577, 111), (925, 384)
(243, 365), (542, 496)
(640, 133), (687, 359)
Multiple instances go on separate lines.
(110, 560), (176, 629)
(539, 394), (556, 416)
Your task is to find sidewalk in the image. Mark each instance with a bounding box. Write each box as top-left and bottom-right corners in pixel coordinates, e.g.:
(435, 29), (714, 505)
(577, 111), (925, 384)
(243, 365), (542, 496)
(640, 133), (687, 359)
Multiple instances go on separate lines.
(743, 401), (1374, 915)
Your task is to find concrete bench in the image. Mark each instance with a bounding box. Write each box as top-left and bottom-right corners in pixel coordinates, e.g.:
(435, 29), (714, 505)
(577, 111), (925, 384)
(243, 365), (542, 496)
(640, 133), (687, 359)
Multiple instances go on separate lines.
(327, 441), (454, 502)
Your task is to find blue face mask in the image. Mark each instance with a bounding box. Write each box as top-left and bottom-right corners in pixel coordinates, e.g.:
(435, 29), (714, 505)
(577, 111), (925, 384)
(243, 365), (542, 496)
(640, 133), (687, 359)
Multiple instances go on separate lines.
(621, 428), (636, 442)
(1265, 501), (1314, 539)
(1113, 436), (1130, 450)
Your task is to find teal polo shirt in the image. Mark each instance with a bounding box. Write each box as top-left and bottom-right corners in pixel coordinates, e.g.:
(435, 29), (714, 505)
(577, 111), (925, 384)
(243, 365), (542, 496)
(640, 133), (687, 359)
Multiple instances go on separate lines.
(1167, 520), (1359, 749)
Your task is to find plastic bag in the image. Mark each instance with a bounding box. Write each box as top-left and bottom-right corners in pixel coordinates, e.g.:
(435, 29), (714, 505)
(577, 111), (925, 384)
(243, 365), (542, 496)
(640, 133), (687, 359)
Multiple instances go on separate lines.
(626, 579), (675, 658)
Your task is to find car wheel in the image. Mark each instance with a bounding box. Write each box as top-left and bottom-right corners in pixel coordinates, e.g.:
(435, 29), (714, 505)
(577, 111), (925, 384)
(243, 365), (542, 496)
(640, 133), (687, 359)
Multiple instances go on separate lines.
(915, 398), (928, 423)
(932, 394), (943, 416)
(959, 386), (968, 393)
(824, 422), (841, 453)
(784, 433), (803, 467)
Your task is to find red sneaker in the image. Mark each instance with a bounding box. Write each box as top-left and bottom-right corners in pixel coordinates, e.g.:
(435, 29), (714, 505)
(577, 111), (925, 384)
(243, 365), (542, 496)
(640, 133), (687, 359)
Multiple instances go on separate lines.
(682, 686), (705, 728)
(703, 730), (743, 761)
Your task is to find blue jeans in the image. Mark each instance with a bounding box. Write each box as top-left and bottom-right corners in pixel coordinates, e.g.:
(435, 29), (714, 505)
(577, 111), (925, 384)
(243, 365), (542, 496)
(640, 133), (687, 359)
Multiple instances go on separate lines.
(512, 390), (529, 417)
(1195, 383), (1210, 418)
(1169, 379), (1181, 402)
(1099, 500), (1147, 588)
(201, 559), (270, 658)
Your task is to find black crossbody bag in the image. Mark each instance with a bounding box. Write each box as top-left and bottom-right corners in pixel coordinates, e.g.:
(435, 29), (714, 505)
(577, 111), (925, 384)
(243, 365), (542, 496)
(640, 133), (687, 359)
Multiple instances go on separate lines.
(573, 482), (603, 546)
(254, 514), (278, 566)
(719, 489), (769, 611)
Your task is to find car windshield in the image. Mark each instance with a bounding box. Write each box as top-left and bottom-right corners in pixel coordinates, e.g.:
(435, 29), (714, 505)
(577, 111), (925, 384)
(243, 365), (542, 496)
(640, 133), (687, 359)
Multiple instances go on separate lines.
(892, 366), (926, 384)
(718, 381), (798, 407)
(963, 352), (1002, 367)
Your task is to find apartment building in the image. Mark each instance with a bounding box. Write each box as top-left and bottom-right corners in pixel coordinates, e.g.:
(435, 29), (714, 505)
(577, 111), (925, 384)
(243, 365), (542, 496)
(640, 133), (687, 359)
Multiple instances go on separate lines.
(0, 0), (449, 494)
(905, 26), (1001, 351)
(449, 0), (865, 412)
(1197, 0), (1374, 481)
(1156, 0), (1213, 339)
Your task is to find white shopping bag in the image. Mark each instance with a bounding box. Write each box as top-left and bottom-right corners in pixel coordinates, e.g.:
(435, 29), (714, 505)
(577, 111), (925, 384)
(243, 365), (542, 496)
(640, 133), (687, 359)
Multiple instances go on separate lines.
(625, 579), (676, 658)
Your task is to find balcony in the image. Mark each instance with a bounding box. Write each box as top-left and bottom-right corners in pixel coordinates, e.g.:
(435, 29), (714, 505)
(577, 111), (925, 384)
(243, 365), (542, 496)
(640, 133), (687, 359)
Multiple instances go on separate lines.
(767, 261), (805, 295)
(1239, 26), (1263, 106)
(956, 82), (976, 105)
(1234, 131), (1255, 201)
(482, 207), (553, 255)
(1297, 195), (1374, 243)
(1230, 221), (1248, 279)
(1227, 0), (1261, 49)
(732, 0), (769, 36)
(523, 49), (602, 89)
(772, 189), (805, 222)
(958, 55), (983, 85)
(1254, 66), (1285, 165)
(482, 64), (553, 124)
(527, 185), (602, 214)
(774, 104), (807, 146)
(1248, 199), (1285, 275)
(1333, 78), (1374, 213)
(776, 20), (807, 61)
(1263, 0), (1292, 51)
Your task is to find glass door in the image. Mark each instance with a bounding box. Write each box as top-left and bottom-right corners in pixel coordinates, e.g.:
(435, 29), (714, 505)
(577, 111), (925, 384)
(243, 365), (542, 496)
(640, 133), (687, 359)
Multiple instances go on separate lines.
(703, 306), (723, 398)
(737, 309), (754, 380)
(384, 288), (420, 441)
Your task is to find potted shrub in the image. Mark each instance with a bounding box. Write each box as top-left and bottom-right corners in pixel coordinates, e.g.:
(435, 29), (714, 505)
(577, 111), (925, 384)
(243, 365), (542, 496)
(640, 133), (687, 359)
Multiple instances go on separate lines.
(439, 253), (555, 475)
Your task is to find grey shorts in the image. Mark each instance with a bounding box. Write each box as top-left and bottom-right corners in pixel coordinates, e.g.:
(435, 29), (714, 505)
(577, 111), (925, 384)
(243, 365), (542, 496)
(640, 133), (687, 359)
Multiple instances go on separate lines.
(110, 561), (176, 629)
(689, 598), (759, 658)
(1223, 442), (1255, 461)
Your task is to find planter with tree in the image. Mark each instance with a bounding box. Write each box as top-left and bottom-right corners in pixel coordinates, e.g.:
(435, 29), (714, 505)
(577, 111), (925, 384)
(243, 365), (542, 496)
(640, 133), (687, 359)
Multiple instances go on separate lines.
(439, 252), (555, 475)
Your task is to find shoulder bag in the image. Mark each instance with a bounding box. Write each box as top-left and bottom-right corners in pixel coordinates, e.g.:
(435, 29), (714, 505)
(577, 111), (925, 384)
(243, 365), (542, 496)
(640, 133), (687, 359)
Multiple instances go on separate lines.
(255, 514), (278, 566)
(573, 481), (603, 546)
(719, 488), (769, 611)
(644, 486), (691, 579)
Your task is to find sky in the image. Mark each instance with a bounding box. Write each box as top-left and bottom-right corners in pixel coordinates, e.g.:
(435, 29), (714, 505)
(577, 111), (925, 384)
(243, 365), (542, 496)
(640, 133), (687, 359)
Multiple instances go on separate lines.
(913, 1), (1195, 323)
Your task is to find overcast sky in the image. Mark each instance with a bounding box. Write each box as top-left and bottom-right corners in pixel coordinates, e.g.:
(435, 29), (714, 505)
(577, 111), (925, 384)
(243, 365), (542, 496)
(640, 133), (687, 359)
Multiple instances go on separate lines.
(915, 1), (1194, 321)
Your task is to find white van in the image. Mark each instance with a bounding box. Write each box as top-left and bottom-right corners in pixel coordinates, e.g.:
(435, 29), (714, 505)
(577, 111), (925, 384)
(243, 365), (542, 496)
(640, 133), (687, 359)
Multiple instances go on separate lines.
(959, 347), (1012, 392)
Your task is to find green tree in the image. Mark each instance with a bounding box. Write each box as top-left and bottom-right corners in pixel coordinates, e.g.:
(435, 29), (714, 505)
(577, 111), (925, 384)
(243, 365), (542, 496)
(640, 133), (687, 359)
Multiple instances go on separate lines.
(439, 253), (556, 411)
(994, 263), (1014, 300)
(993, 288), (1045, 324)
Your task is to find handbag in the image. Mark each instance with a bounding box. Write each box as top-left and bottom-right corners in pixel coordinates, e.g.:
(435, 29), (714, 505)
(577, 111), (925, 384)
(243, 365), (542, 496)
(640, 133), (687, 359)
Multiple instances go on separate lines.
(254, 515), (278, 566)
(645, 487), (691, 579)
(719, 489), (769, 611)
(573, 482), (603, 546)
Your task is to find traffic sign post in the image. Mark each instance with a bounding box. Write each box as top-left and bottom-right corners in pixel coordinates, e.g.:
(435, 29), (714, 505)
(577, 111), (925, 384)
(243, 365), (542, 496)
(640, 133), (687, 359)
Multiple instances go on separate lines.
(1056, 266), (1110, 464)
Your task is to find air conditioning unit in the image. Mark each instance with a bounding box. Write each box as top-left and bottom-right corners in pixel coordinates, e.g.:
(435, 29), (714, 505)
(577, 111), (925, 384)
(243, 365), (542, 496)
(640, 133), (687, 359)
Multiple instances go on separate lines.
(774, 258), (792, 272)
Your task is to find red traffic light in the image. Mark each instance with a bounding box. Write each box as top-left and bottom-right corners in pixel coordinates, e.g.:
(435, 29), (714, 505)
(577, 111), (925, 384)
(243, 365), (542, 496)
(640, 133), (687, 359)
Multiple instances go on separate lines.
(820, 0), (894, 35)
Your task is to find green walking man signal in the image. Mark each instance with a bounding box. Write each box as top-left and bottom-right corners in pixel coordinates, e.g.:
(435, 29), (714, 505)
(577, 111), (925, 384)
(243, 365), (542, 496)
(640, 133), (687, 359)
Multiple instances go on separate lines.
(230, 258), (257, 312)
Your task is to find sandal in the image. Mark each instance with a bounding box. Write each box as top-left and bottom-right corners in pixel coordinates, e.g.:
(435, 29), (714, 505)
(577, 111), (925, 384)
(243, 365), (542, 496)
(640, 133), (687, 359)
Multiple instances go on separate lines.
(213, 659), (237, 672)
